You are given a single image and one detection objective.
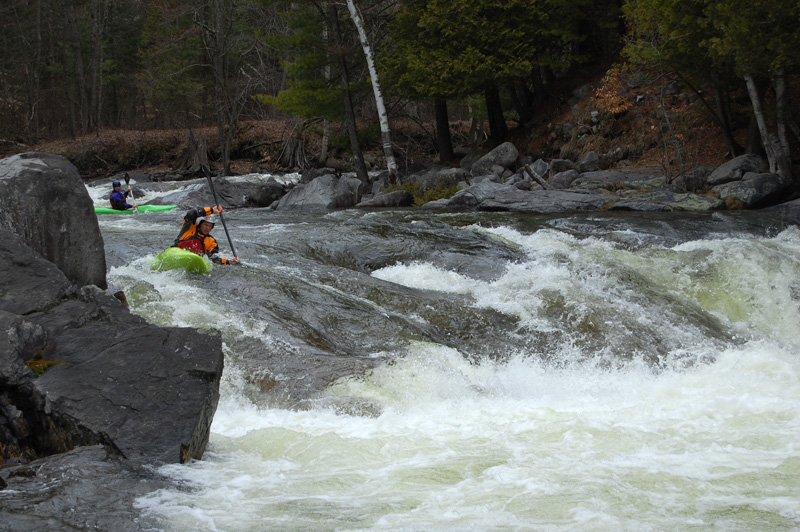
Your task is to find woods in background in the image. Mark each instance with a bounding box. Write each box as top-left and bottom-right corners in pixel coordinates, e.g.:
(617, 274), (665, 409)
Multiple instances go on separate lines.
(0, 0), (797, 178)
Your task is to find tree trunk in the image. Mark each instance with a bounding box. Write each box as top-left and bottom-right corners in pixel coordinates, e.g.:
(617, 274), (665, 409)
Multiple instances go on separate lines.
(213, 0), (232, 175)
(60, 0), (89, 134)
(320, 21), (331, 164)
(279, 118), (310, 170)
(744, 72), (791, 178)
(345, 0), (397, 183)
(434, 98), (455, 163)
(88, 0), (107, 133)
(20, 0), (44, 135)
(744, 112), (764, 156)
(329, 3), (369, 184)
(174, 130), (209, 176)
(509, 79), (534, 127)
(712, 81), (742, 157)
(773, 66), (791, 160)
(320, 119), (330, 164)
(484, 82), (508, 146)
(658, 73), (683, 179)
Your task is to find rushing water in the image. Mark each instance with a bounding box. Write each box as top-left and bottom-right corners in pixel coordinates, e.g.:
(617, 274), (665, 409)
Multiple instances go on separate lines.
(91, 178), (800, 531)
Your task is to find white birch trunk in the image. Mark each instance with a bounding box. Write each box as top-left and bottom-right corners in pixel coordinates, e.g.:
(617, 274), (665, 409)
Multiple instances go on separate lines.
(345, 0), (398, 180)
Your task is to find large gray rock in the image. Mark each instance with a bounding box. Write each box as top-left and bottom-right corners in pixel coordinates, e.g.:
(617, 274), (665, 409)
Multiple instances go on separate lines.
(713, 172), (794, 208)
(0, 227), (223, 466)
(275, 173), (364, 210)
(549, 169), (580, 189)
(470, 141), (519, 177)
(409, 166), (468, 195)
(1, 156), (226, 528)
(579, 151), (600, 172)
(0, 445), (171, 531)
(706, 154), (768, 186)
(0, 152), (106, 289)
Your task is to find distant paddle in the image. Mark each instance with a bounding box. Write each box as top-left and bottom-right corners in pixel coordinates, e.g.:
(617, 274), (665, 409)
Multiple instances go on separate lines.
(123, 172), (139, 213)
(202, 164), (239, 260)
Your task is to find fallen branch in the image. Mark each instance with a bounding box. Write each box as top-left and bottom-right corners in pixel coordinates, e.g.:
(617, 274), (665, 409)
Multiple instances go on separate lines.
(524, 163), (552, 190)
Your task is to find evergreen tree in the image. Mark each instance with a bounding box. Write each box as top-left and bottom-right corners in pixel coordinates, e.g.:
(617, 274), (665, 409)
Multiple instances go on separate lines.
(256, 0), (370, 179)
(624, 0), (799, 177)
(385, 0), (590, 147)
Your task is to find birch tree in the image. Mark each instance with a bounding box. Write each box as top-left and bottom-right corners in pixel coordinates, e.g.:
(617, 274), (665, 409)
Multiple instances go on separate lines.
(329, 2), (369, 183)
(345, 0), (397, 182)
(705, 0), (798, 178)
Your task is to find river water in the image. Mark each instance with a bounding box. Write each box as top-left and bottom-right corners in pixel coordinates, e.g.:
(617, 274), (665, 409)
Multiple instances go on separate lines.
(90, 178), (800, 531)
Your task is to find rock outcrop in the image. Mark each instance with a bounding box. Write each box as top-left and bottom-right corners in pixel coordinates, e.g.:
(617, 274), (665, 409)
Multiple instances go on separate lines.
(1, 152), (225, 530)
(275, 173), (365, 210)
(0, 153), (107, 288)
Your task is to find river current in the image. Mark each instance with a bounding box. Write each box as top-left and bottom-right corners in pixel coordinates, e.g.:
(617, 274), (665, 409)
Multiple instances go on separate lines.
(90, 177), (800, 531)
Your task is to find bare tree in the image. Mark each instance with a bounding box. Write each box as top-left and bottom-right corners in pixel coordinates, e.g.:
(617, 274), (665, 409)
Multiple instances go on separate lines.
(195, 0), (264, 175)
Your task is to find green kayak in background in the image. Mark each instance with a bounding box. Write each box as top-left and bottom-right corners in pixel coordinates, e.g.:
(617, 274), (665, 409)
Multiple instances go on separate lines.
(95, 205), (177, 215)
(150, 247), (213, 274)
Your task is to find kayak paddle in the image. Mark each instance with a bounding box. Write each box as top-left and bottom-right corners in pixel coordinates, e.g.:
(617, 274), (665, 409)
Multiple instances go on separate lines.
(202, 164), (239, 260)
(123, 172), (139, 213)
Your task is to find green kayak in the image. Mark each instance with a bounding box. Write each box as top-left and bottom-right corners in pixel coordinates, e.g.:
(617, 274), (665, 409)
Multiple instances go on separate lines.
(95, 205), (177, 215)
(150, 247), (213, 274)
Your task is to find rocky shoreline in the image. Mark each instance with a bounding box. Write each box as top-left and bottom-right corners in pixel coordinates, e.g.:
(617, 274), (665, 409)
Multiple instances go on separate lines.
(92, 141), (798, 214)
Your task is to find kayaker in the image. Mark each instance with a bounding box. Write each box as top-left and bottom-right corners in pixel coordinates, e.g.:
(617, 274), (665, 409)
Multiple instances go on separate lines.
(109, 180), (133, 210)
(174, 205), (240, 265)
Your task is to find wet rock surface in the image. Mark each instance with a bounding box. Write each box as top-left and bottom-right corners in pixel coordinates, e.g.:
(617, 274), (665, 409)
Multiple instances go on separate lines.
(1, 154), (224, 531)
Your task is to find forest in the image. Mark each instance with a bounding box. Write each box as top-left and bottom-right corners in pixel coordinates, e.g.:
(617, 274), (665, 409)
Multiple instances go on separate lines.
(1, 0), (798, 180)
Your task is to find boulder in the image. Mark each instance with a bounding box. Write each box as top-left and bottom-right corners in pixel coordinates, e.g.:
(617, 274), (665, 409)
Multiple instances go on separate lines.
(671, 166), (714, 193)
(275, 174), (365, 210)
(409, 166), (468, 194)
(0, 153), (106, 289)
(0, 226), (223, 467)
(529, 158), (550, 179)
(706, 154), (768, 186)
(470, 141), (519, 177)
(549, 158), (579, 176)
(1, 153), (225, 527)
(609, 191), (725, 211)
(579, 151), (600, 172)
(713, 172), (794, 208)
(549, 169), (580, 189)
(356, 190), (414, 208)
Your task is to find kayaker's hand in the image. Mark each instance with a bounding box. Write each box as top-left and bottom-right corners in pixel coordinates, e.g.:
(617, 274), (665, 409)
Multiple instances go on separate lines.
(212, 205), (223, 214)
(229, 257), (240, 266)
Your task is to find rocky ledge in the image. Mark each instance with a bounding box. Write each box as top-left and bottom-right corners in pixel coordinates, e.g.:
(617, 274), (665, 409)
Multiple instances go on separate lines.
(0, 153), (224, 531)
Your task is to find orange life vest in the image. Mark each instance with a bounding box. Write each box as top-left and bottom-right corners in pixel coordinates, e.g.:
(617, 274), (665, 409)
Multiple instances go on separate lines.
(176, 236), (205, 255)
